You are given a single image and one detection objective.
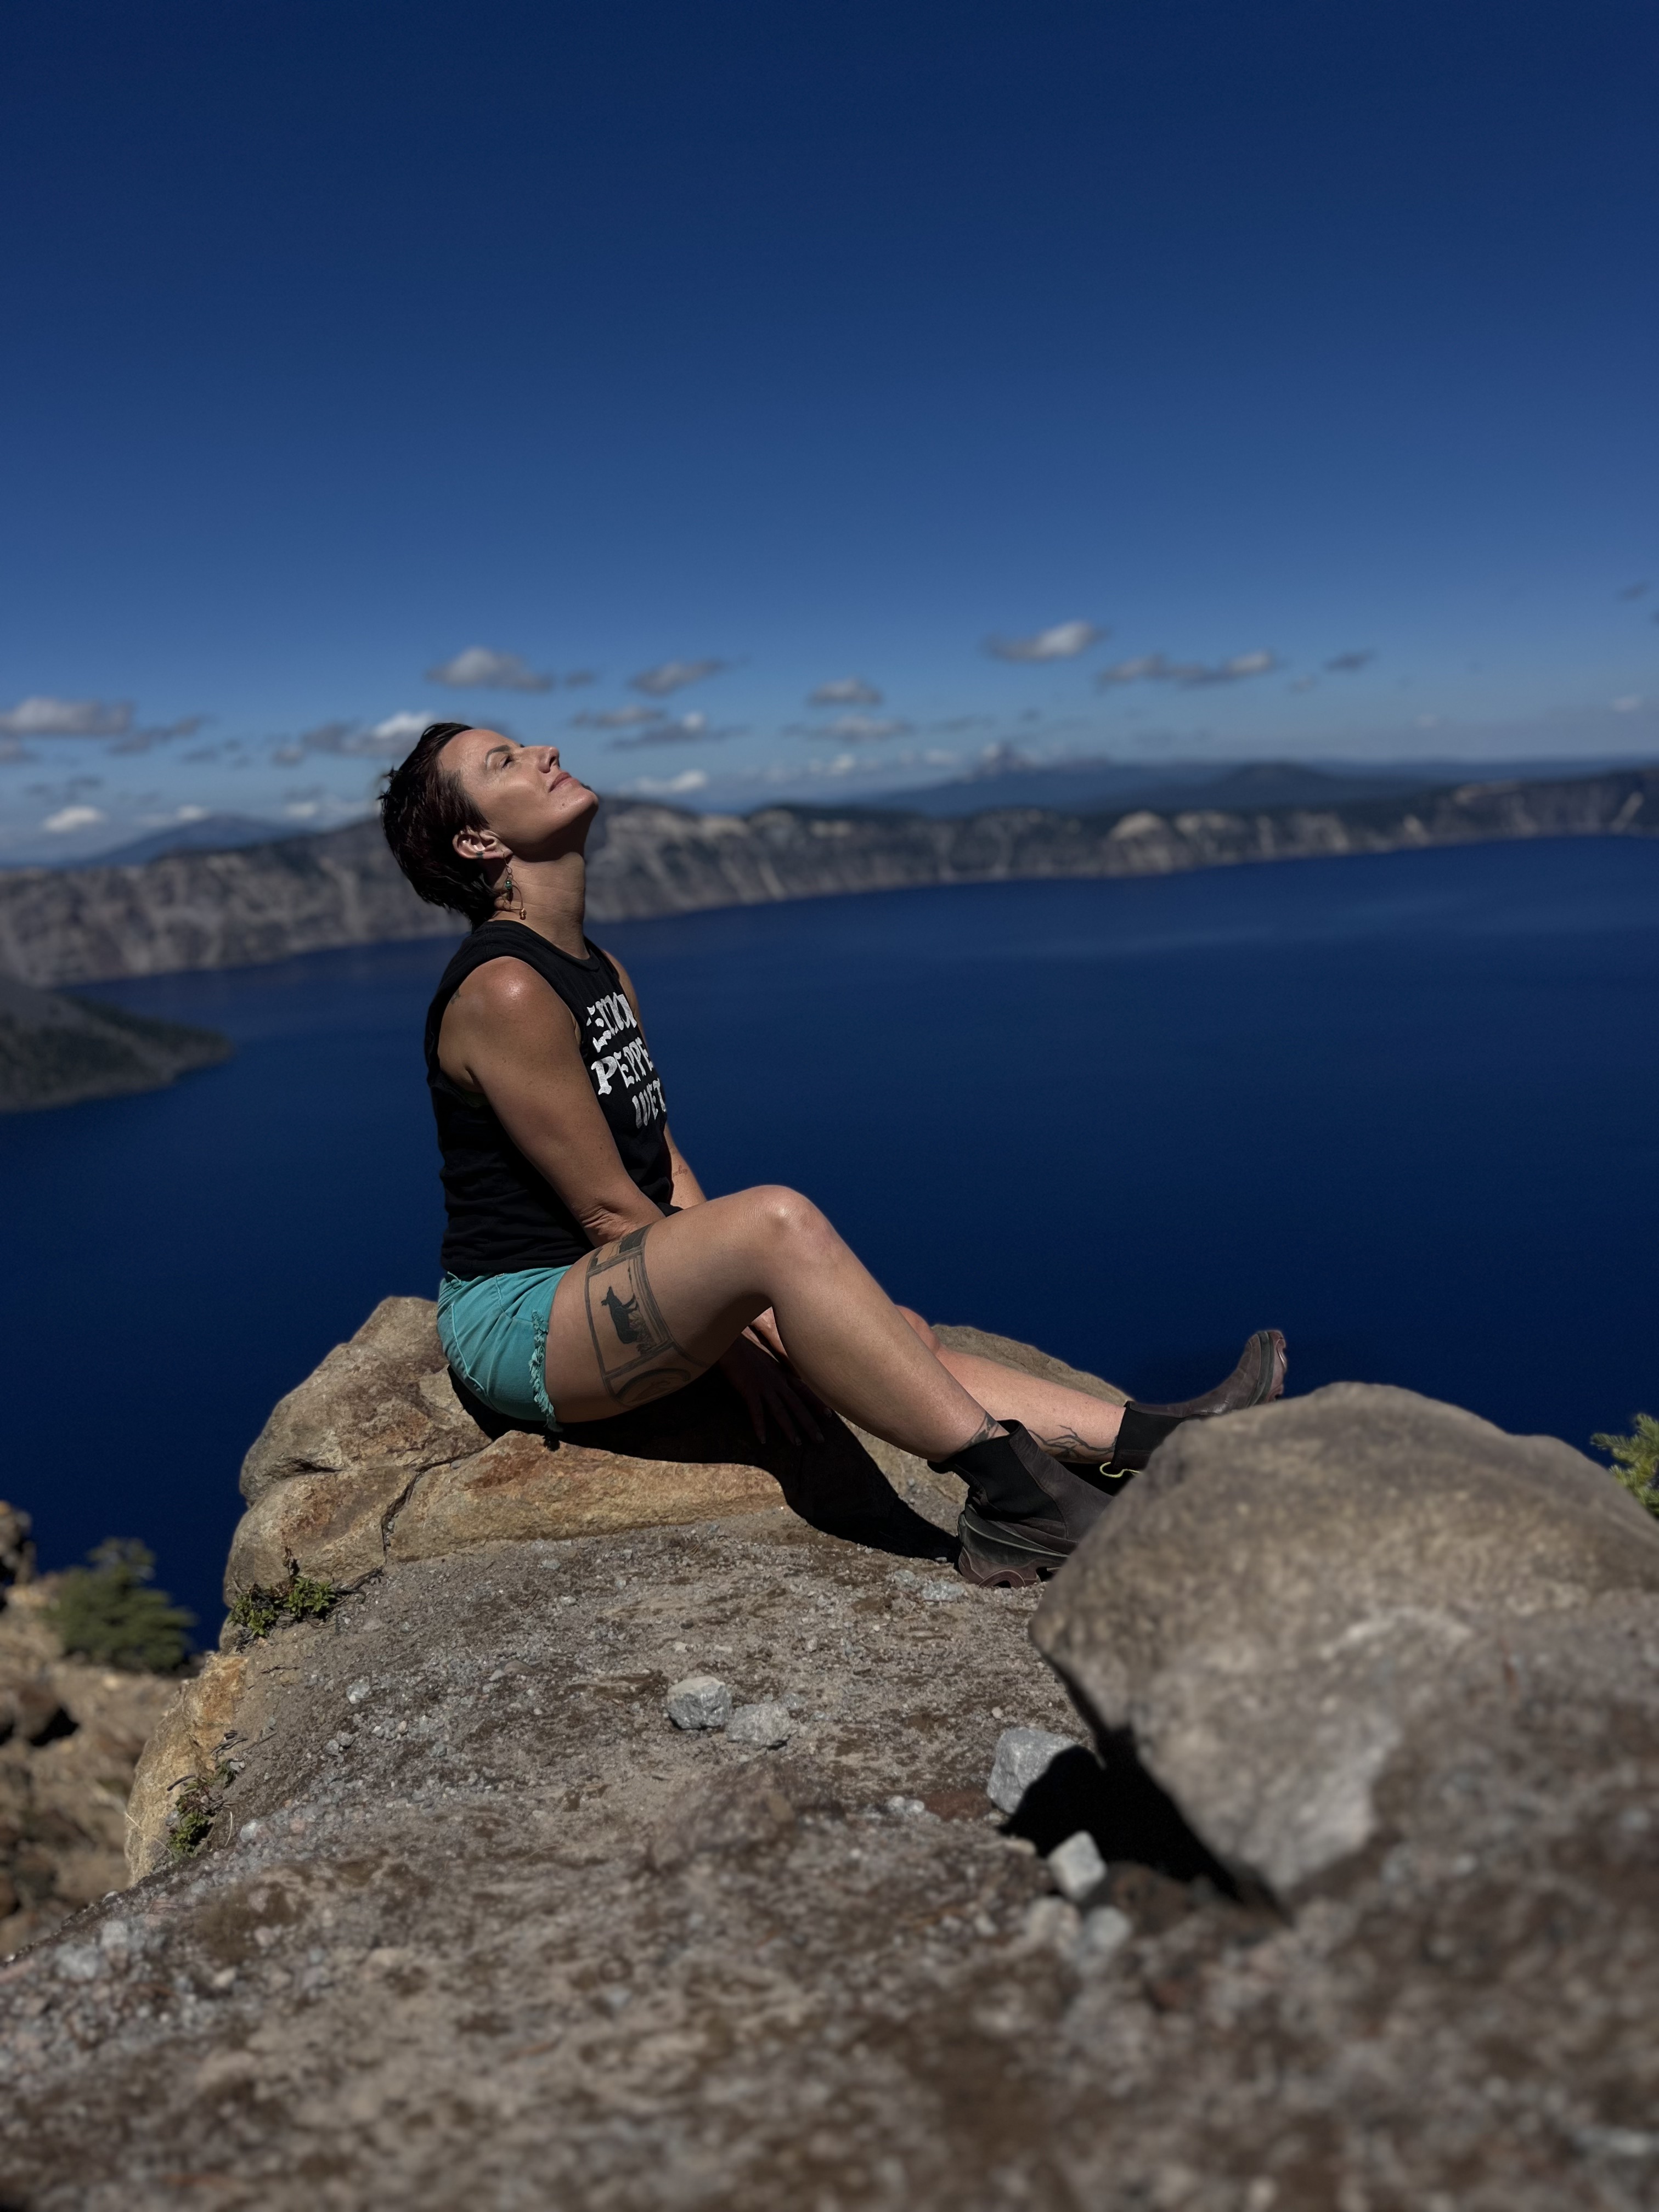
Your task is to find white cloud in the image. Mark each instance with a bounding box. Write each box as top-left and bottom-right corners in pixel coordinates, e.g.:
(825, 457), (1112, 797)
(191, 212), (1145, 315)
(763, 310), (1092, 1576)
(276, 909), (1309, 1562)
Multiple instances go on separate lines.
(1324, 649), (1376, 674)
(1199, 650), (1278, 684)
(628, 769), (709, 797)
(1, 696), (134, 737)
(610, 712), (740, 751)
(273, 713), (430, 764)
(810, 714), (913, 743)
(175, 804), (210, 823)
(42, 804), (107, 833)
(364, 711), (429, 749)
(809, 675), (884, 707)
(426, 647), (554, 692)
(629, 658), (728, 697)
(986, 620), (1105, 663)
(1098, 648), (1279, 689)
(572, 704), (663, 729)
(284, 800), (323, 819)
(1611, 695), (1645, 713)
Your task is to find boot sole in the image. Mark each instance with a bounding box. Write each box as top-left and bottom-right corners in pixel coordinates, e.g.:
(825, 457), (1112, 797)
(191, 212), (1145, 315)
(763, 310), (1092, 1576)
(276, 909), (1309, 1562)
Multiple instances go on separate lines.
(955, 1504), (1073, 1588)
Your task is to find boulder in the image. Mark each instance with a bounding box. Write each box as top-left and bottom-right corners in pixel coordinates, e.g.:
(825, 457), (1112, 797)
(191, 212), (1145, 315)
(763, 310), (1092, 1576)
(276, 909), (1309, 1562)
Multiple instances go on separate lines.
(224, 1299), (956, 1601)
(387, 1429), (784, 1561)
(1035, 1381), (1659, 1897)
(237, 1297), (487, 1505)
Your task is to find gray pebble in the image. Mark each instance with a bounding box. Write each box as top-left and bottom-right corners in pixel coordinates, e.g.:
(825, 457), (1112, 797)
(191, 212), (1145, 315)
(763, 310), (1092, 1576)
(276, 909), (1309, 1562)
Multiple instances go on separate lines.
(919, 1578), (967, 1603)
(54, 1945), (104, 1983)
(987, 1724), (1080, 1814)
(1049, 1829), (1108, 1903)
(665, 1675), (733, 1730)
(346, 1679), (372, 1705)
(725, 1700), (792, 1748)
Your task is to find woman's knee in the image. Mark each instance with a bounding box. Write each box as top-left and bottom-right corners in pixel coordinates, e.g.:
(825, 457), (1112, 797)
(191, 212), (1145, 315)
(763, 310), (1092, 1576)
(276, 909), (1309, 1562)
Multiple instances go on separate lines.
(897, 1305), (939, 1350)
(735, 1183), (836, 1256)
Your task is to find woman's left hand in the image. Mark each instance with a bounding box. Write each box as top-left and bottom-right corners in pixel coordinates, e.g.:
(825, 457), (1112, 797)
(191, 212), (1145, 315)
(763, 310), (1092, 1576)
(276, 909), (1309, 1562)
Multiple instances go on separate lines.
(718, 1334), (826, 1448)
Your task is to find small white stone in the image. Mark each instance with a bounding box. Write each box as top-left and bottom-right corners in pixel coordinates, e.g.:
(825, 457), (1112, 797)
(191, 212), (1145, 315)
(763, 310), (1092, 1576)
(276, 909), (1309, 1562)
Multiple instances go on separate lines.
(726, 1700), (792, 1748)
(97, 1918), (131, 1955)
(919, 1578), (967, 1603)
(986, 1725), (1080, 1814)
(885, 1795), (926, 1816)
(1048, 1829), (1108, 1903)
(54, 1945), (104, 1983)
(346, 1679), (371, 1705)
(1076, 1903), (1132, 1966)
(1021, 1896), (1081, 1954)
(665, 1675), (732, 1731)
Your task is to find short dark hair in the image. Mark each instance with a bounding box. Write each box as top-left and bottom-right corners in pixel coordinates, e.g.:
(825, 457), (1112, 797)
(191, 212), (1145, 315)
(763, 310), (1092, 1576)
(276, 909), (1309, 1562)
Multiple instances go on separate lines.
(380, 721), (497, 925)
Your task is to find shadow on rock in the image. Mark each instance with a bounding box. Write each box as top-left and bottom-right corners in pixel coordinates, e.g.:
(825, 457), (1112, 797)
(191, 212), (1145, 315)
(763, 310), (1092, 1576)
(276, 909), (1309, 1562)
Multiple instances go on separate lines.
(1003, 1739), (1264, 1928)
(474, 1366), (953, 1560)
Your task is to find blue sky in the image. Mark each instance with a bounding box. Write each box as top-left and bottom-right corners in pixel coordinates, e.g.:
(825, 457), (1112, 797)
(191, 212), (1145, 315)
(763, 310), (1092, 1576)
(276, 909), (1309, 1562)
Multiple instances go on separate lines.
(3, 0), (1656, 857)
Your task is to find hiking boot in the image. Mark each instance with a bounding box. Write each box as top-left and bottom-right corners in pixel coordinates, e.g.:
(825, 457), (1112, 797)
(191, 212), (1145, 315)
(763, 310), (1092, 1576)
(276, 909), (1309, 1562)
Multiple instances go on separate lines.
(1105, 1328), (1288, 1473)
(933, 1420), (1115, 1589)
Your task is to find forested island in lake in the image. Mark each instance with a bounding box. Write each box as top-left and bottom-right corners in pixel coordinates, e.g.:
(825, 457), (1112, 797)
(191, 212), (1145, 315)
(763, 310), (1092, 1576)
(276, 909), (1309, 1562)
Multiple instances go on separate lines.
(0, 973), (230, 1113)
(0, 761), (1654, 991)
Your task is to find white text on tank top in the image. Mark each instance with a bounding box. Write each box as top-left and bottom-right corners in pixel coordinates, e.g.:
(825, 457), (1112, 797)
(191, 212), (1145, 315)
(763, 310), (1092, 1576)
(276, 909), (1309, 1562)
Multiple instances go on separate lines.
(585, 986), (665, 1131)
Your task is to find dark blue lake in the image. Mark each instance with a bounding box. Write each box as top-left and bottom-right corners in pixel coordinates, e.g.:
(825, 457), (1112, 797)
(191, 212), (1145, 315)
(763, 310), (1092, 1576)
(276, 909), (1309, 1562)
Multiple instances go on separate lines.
(4, 836), (1656, 1631)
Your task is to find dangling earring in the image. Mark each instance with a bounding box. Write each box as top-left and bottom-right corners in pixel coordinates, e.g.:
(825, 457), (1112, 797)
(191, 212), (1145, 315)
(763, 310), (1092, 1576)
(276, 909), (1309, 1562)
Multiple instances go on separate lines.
(498, 863), (527, 921)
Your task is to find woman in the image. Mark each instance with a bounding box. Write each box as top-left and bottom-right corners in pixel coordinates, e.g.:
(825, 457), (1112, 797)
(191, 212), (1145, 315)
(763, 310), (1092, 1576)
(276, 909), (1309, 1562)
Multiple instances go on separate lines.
(381, 721), (1286, 1587)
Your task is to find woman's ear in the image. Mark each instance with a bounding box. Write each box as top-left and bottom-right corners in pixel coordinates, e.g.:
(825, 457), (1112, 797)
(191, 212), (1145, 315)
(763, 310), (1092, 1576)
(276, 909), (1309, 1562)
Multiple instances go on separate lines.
(453, 825), (503, 862)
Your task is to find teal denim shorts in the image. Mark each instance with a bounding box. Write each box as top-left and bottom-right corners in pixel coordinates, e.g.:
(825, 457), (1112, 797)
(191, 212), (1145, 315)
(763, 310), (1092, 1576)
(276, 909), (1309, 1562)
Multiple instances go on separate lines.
(437, 1265), (572, 1432)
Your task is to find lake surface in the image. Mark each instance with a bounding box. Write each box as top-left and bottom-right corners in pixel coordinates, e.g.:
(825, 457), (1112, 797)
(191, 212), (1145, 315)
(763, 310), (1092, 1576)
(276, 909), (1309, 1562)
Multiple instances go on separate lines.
(4, 836), (1657, 1630)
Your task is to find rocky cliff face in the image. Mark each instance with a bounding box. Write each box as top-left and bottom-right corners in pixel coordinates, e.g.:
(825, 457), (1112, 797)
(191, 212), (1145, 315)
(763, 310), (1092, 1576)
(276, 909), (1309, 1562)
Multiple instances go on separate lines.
(2, 766), (1654, 988)
(0, 1515), (179, 1956)
(2, 1310), (1657, 2209)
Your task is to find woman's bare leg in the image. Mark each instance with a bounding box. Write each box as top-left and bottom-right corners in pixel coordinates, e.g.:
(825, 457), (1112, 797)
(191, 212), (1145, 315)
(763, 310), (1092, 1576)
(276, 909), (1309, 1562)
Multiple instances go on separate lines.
(542, 1187), (1002, 1461)
(892, 1307), (1124, 1461)
(930, 1354), (1124, 1462)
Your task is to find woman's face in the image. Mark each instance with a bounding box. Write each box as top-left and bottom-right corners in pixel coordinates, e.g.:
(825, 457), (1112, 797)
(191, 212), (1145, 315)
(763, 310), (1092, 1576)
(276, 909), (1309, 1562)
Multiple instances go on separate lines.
(441, 729), (600, 862)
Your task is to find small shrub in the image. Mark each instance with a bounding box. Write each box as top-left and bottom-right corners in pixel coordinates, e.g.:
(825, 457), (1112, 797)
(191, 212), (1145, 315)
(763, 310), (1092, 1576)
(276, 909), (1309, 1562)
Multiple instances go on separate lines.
(1593, 1413), (1659, 1520)
(168, 1765), (230, 1860)
(48, 1539), (194, 1672)
(227, 1568), (341, 1640)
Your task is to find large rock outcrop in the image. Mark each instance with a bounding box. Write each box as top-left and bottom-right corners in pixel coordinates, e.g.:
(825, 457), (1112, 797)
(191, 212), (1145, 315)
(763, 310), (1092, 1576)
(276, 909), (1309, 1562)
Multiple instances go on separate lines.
(4, 1352), (1659, 2210)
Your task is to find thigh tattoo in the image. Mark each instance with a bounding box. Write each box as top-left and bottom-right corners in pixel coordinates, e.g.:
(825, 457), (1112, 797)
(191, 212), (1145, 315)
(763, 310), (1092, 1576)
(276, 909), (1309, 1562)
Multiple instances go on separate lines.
(583, 1228), (698, 1406)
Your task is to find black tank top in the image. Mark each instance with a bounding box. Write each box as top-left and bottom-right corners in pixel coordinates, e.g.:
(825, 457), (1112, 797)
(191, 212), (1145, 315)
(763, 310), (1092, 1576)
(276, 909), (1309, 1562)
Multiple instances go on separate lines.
(424, 919), (672, 1277)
